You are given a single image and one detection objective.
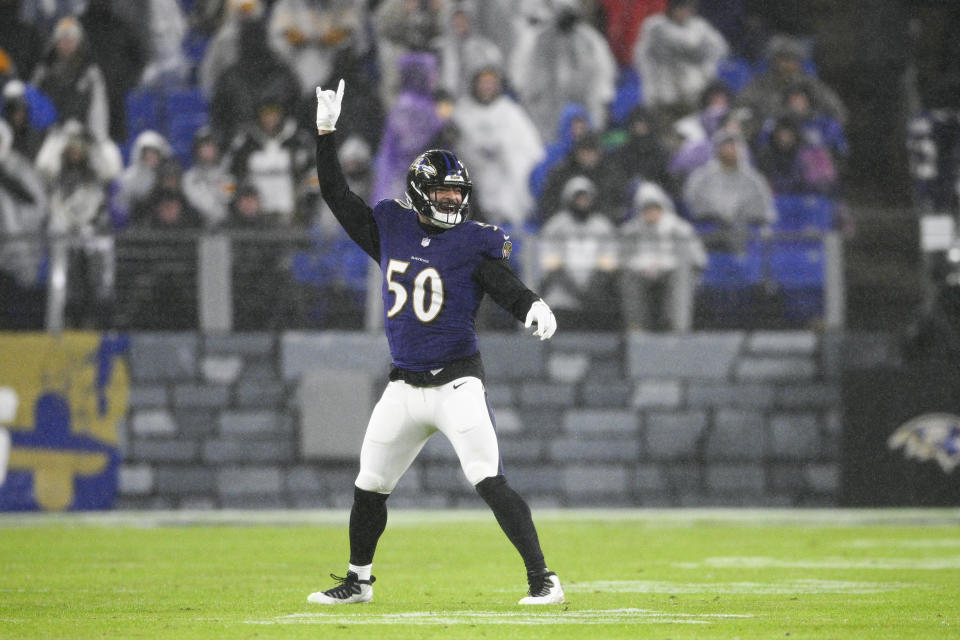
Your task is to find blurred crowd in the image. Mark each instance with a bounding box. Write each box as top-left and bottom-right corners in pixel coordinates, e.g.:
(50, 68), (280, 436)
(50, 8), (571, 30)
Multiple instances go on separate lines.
(0, 0), (855, 332)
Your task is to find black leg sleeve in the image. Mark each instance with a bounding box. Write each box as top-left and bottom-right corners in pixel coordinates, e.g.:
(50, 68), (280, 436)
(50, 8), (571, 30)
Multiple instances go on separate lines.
(349, 486), (389, 566)
(475, 475), (547, 575)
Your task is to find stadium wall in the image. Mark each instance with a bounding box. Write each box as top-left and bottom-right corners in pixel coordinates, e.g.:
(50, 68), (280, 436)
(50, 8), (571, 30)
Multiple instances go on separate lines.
(116, 331), (900, 510)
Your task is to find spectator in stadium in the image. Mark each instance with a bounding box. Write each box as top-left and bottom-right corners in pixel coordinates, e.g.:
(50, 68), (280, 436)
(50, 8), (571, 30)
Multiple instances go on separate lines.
(295, 44), (385, 153)
(221, 181), (270, 229)
(633, 0), (729, 125)
(598, 0), (666, 67)
(769, 80), (849, 162)
(16, 0), (85, 37)
(619, 181), (706, 332)
(737, 34), (848, 135)
(668, 80), (737, 184)
(78, 0), (146, 142)
(604, 105), (673, 218)
(683, 128), (776, 250)
(424, 88), (460, 153)
(31, 17), (110, 143)
(199, 0), (265, 97)
(435, 1), (503, 101)
(40, 123), (116, 327)
(370, 52), (442, 205)
(269, 0), (365, 97)
(373, 0), (445, 107)
(113, 130), (172, 226)
(755, 116), (837, 195)
(538, 132), (615, 224)
(1, 80), (51, 161)
(182, 127), (235, 229)
(210, 11), (301, 146)
(135, 0), (190, 87)
(538, 175), (619, 330)
(226, 97), (317, 226)
(134, 185), (201, 230)
(452, 64), (543, 228)
(0, 119), (47, 304)
(126, 186), (201, 331)
(0, 0), (44, 78)
(225, 182), (291, 330)
(528, 102), (593, 205)
(509, 0), (616, 144)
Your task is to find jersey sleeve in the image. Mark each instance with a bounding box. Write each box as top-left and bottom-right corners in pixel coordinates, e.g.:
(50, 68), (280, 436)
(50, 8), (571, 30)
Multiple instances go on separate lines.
(315, 132), (381, 262)
(477, 223), (515, 261)
(472, 222), (540, 322)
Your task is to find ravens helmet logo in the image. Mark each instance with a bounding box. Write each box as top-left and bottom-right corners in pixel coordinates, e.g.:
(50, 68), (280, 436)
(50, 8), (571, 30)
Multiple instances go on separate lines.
(414, 161), (437, 179)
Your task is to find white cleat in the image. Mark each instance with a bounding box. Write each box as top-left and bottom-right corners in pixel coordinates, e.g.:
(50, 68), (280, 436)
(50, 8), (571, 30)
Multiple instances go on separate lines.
(307, 572), (375, 605)
(518, 571), (565, 605)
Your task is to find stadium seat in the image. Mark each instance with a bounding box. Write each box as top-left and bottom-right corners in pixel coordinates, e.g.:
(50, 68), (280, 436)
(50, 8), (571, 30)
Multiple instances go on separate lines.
(700, 247), (763, 289)
(768, 238), (824, 288)
(767, 238), (826, 324)
(124, 88), (161, 140)
(773, 194), (835, 233)
(716, 57), (754, 93)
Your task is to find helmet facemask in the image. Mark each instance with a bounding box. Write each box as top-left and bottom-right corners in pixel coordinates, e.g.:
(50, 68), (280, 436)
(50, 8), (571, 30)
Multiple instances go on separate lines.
(412, 183), (470, 229)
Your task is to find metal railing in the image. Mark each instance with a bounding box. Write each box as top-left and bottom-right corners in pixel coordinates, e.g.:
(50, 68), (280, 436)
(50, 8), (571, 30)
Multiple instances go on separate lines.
(0, 228), (846, 333)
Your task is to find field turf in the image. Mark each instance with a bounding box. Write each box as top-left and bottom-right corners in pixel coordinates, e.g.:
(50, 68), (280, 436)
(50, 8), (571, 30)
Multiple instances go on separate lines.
(0, 509), (957, 639)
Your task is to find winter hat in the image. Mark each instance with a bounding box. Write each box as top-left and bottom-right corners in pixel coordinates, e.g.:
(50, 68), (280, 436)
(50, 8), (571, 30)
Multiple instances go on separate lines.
(561, 175), (597, 205)
(338, 135), (372, 166)
(228, 0), (264, 19)
(53, 17), (84, 43)
(765, 34), (807, 62)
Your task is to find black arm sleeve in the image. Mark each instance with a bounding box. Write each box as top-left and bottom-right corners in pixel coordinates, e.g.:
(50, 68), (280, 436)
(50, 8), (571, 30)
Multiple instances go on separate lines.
(315, 132), (380, 262)
(473, 258), (541, 323)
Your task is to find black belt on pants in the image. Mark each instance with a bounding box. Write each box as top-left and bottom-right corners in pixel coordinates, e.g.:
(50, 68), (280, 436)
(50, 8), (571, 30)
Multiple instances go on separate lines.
(389, 352), (485, 388)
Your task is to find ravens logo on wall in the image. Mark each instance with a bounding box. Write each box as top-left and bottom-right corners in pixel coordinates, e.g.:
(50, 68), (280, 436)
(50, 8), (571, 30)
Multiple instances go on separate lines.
(888, 413), (960, 473)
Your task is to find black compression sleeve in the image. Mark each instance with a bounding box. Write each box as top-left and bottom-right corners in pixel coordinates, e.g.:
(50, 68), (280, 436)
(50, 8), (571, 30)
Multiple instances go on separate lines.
(315, 132), (381, 262)
(473, 258), (541, 323)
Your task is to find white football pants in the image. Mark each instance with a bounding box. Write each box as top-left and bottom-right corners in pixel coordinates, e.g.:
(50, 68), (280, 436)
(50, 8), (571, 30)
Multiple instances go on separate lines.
(355, 376), (501, 493)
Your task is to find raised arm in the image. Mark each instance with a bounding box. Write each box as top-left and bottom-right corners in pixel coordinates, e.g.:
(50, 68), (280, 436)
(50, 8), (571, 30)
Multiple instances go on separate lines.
(315, 80), (381, 262)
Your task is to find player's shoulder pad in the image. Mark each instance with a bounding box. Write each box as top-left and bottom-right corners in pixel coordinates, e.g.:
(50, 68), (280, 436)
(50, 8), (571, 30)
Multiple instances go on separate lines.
(465, 220), (513, 261)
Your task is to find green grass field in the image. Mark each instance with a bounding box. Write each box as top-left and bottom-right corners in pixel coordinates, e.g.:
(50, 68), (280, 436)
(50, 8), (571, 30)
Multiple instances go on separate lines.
(1, 509), (958, 639)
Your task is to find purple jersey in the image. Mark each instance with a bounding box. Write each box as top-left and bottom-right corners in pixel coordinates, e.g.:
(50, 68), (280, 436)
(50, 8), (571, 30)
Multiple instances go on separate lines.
(372, 199), (512, 371)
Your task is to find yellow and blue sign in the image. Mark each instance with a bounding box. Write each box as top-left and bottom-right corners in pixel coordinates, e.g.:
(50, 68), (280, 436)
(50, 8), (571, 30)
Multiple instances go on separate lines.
(0, 332), (129, 511)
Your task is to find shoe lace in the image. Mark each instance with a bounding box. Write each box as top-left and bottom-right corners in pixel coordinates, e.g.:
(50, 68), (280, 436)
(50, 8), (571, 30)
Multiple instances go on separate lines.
(527, 571), (556, 597)
(324, 573), (375, 599)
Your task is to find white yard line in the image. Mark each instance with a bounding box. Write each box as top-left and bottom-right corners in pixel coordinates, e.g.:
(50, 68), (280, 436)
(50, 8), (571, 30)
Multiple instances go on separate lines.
(677, 556), (960, 570)
(2, 507), (960, 528)
(565, 579), (915, 594)
(243, 608), (754, 626)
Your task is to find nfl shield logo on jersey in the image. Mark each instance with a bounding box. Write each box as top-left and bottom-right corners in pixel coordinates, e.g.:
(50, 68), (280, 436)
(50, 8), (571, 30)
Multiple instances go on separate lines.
(421, 238), (431, 247)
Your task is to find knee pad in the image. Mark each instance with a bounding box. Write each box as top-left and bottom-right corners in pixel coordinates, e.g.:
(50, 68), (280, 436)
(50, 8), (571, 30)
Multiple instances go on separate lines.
(355, 470), (394, 494)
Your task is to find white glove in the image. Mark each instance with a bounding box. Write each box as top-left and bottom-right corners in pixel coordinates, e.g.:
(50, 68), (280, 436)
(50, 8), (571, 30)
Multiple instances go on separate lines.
(524, 299), (557, 341)
(315, 78), (345, 133)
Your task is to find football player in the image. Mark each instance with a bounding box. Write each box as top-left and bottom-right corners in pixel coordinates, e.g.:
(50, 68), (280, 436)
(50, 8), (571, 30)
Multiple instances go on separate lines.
(307, 80), (563, 606)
